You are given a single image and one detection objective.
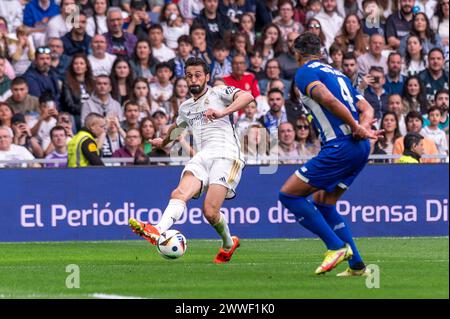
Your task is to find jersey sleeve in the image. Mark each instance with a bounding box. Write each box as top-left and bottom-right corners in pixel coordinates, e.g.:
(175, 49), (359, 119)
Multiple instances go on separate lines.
(176, 108), (188, 127)
(214, 85), (242, 105)
(295, 67), (321, 97)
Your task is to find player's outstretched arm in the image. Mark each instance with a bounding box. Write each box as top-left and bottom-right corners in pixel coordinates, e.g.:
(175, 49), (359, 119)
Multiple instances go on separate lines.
(205, 91), (255, 121)
(149, 122), (180, 148)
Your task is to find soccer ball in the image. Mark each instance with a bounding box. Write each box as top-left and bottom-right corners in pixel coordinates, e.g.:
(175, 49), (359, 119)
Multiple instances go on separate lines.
(156, 230), (187, 259)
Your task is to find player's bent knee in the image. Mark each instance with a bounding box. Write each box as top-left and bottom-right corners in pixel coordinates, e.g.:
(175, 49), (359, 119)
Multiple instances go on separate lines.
(203, 203), (221, 223)
(171, 188), (191, 202)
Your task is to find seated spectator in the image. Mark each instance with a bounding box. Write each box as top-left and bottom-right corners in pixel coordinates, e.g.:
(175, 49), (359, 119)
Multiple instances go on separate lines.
(387, 94), (408, 135)
(422, 106), (448, 155)
(23, 46), (60, 104)
(276, 31), (300, 81)
(121, 100), (141, 131)
(81, 74), (123, 126)
(270, 121), (302, 164)
(6, 77), (40, 116)
(256, 79), (287, 119)
(101, 114), (125, 158)
(357, 34), (388, 75)
(149, 62), (173, 112)
(274, 0), (304, 42)
(223, 55), (260, 99)
(11, 112), (43, 159)
(363, 66), (389, 120)
(131, 77), (159, 120)
(254, 23), (285, 68)
(294, 115), (320, 161)
(419, 48), (449, 104)
(431, 0), (449, 48)
(384, 52), (405, 95)
(334, 13), (369, 58)
(61, 12), (92, 56)
(314, 0), (344, 50)
(329, 43), (344, 71)
(148, 24), (176, 63)
(0, 102), (14, 128)
(30, 92), (58, 150)
(140, 117), (157, 155)
(23, 0), (60, 47)
(304, 17), (329, 63)
(228, 31), (252, 65)
(47, 37), (71, 83)
(393, 110), (439, 163)
(402, 75), (429, 114)
(238, 13), (256, 46)
(248, 49), (265, 81)
(56, 111), (74, 139)
(126, 0), (153, 41)
(342, 52), (365, 94)
(45, 125), (68, 167)
(86, 0), (109, 37)
(170, 35), (194, 79)
(152, 107), (169, 129)
(130, 39), (158, 83)
(210, 41), (232, 82)
(104, 6), (137, 58)
(236, 101), (259, 139)
(398, 132), (425, 164)
(159, 2), (190, 50)
(399, 12), (443, 56)
(0, 56), (11, 102)
(361, 0), (385, 37)
(61, 53), (95, 130)
(259, 88), (288, 138)
(168, 77), (189, 121)
(46, 0), (77, 41)
(8, 25), (35, 76)
(423, 89), (449, 133)
(110, 57), (135, 105)
(88, 34), (117, 76)
(243, 122), (270, 165)
(0, 125), (36, 168)
(401, 34), (427, 76)
(190, 24), (213, 66)
(371, 111), (403, 161)
(385, 0), (414, 50)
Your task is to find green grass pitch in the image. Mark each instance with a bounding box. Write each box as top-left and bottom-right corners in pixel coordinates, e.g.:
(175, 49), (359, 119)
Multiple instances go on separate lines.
(0, 237), (447, 299)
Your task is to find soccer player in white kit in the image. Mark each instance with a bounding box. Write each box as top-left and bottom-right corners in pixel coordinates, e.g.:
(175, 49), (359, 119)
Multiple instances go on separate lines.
(129, 57), (255, 263)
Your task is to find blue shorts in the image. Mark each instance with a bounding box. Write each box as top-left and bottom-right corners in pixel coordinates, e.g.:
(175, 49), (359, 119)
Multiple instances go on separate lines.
(295, 136), (370, 193)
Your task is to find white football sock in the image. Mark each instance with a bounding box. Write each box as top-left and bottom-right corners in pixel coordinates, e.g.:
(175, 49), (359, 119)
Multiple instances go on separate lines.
(156, 199), (186, 233)
(213, 213), (234, 249)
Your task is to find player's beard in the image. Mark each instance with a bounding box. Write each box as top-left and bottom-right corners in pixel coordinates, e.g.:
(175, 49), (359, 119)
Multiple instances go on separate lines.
(189, 82), (206, 95)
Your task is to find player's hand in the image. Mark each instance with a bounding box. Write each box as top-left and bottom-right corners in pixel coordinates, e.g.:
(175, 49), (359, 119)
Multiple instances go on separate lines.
(204, 109), (225, 121)
(352, 123), (383, 140)
(149, 138), (164, 148)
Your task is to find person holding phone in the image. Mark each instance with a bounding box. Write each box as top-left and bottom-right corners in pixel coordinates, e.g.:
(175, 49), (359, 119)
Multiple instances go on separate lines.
(363, 66), (389, 121)
(30, 92), (58, 150)
(11, 113), (44, 159)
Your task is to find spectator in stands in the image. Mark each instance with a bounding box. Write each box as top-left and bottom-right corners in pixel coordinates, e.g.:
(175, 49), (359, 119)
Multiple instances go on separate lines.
(101, 114), (124, 158)
(130, 39), (158, 84)
(400, 12), (443, 56)
(431, 0), (449, 47)
(110, 57), (135, 105)
(270, 121), (302, 164)
(385, 0), (414, 50)
(131, 77), (158, 119)
(314, 0), (344, 50)
(419, 48), (449, 104)
(0, 56), (11, 102)
(45, 125), (68, 167)
(149, 62), (173, 112)
(0, 17), (11, 62)
(30, 92), (58, 150)
(126, 0), (152, 41)
(168, 77), (189, 121)
(363, 66), (389, 120)
(357, 34), (388, 75)
(360, 0), (385, 36)
(424, 89), (449, 132)
(402, 75), (429, 114)
(259, 88), (287, 138)
(224, 54), (260, 100)
(152, 107), (169, 129)
(0, 102), (14, 128)
(210, 41), (232, 82)
(243, 122), (270, 165)
(293, 0), (309, 27)
(228, 32), (251, 65)
(305, 17), (329, 63)
(393, 110), (439, 163)
(219, 0), (247, 26)
(8, 25), (36, 76)
(238, 13), (256, 46)
(277, 31), (300, 81)
(148, 24), (176, 63)
(384, 52), (405, 95)
(23, 46), (60, 104)
(342, 52), (364, 94)
(104, 6), (137, 58)
(178, 0), (204, 25)
(160, 2), (190, 50)
(0, 0), (23, 35)
(329, 43), (344, 71)
(23, 0), (60, 47)
(48, 37), (71, 83)
(86, 0), (109, 37)
(258, 59), (290, 97)
(120, 100), (140, 131)
(46, 0), (77, 41)
(81, 74), (123, 126)
(334, 13), (369, 58)
(190, 24), (213, 66)
(11, 112), (44, 158)
(401, 34), (427, 76)
(398, 132), (425, 163)
(61, 12), (92, 56)
(6, 77), (40, 115)
(422, 106), (448, 155)
(0, 125), (36, 167)
(255, 78), (286, 119)
(193, 0), (234, 49)
(371, 111), (402, 159)
(67, 112), (105, 167)
(254, 23), (285, 69)
(61, 53), (95, 129)
(255, 0), (275, 33)
(171, 35), (194, 79)
(295, 115), (320, 161)
(112, 127), (145, 165)
(248, 50), (265, 81)
(140, 116), (157, 156)
(274, 0), (304, 42)
(388, 94), (408, 135)
(56, 111), (74, 138)
(236, 101), (258, 138)
(88, 34), (116, 76)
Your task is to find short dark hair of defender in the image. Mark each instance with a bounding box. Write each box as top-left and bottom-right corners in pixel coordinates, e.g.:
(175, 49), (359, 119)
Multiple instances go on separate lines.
(294, 32), (322, 57)
(403, 132), (423, 152)
(185, 57), (210, 75)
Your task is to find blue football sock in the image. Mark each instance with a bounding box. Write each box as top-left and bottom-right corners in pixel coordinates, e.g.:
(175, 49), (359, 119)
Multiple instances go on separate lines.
(314, 202), (364, 269)
(279, 192), (345, 250)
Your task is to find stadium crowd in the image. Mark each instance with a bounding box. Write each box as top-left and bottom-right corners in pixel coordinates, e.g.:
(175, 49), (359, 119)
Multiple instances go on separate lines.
(0, 0), (448, 167)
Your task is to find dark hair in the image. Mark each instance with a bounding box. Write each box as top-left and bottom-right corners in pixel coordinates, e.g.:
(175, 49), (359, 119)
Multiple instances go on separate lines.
(403, 132), (423, 151)
(387, 51), (402, 63)
(379, 111), (402, 149)
(66, 53), (95, 96)
(255, 23), (285, 57)
(435, 88), (449, 101)
(39, 91), (54, 104)
(11, 76), (28, 87)
(404, 34), (426, 68)
(177, 35), (192, 46)
(92, 0), (109, 36)
(148, 23), (163, 33)
(131, 39), (158, 70)
(305, 18), (326, 45)
(267, 88), (284, 98)
(159, 2), (184, 24)
(405, 110), (424, 124)
(212, 40), (229, 51)
(411, 12), (438, 45)
(50, 125), (67, 138)
(427, 106), (443, 116)
(189, 23), (206, 35)
(185, 57), (210, 75)
(110, 57), (135, 103)
(123, 100), (140, 112)
(343, 52), (357, 61)
(428, 47), (445, 58)
(139, 117), (157, 140)
(155, 62), (173, 73)
(403, 75), (429, 114)
(436, 0), (448, 23)
(369, 66), (385, 74)
(294, 32), (322, 57)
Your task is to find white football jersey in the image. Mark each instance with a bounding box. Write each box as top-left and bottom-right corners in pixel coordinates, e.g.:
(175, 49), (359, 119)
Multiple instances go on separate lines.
(176, 85), (244, 162)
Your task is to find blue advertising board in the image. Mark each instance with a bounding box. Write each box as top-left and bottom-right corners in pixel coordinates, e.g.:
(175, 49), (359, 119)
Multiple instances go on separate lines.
(0, 164), (448, 242)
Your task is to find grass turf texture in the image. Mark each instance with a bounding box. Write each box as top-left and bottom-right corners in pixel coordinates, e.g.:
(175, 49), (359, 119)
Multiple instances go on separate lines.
(0, 237), (447, 299)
